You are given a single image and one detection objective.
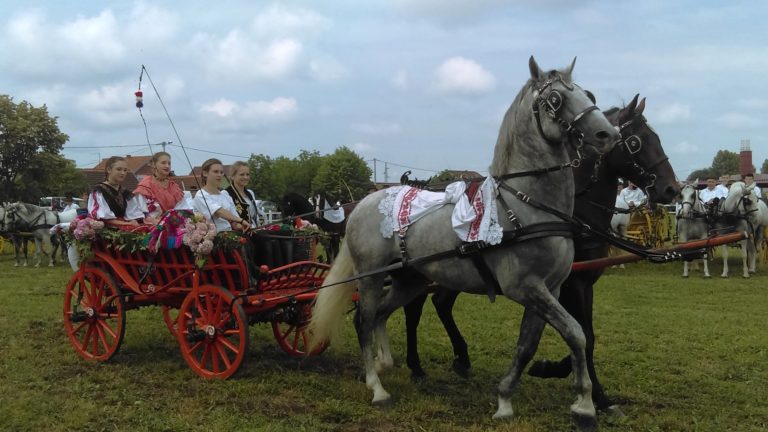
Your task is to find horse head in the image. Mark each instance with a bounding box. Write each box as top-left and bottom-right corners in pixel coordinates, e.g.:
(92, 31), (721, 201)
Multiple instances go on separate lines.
(679, 183), (700, 218)
(280, 193), (314, 219)
(603, 94), (679, 204)
(722, 181), (756, 216)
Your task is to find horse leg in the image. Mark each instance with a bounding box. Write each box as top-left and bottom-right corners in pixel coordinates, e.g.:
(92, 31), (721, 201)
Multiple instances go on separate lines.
(499, 287), (596, 429)
(682, 260), (690, 278)
(721, 244), (729, 278)
(375, 278), (429, 374)
(701, 256), (711, 278)
(431, 290), (470, 377)
(403, 292), (429, 379)
(494, 308), (547, 420)
(741, 239), (750, 278)
(354, 274), (393, 406)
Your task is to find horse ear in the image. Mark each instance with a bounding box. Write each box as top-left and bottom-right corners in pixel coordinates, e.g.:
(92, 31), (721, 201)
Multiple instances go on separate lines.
(566, 57), (577, 76)
(627, 94), (639, 114)
(529, 56), (543, 80)
(694, 178), (699, 185)
(637, 97), (646, 115)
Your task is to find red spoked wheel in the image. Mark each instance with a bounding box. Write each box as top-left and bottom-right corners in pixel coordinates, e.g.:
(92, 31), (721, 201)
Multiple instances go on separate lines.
(63, 268), (126, 361)
(271, 302), (328, 357)
(177, 285), (249, 379)
(161, 306), (180, 338)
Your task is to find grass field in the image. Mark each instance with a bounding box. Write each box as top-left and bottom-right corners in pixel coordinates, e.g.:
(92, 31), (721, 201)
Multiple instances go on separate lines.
(0, 249), (766, 432)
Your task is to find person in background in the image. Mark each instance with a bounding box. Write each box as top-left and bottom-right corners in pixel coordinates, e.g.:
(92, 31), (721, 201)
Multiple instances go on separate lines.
(134, 151), (187, 220)
(88, 156), (146, 228)
(192, 158), (249, 233)
(61, 196), (80, 212)
(743, 173), (761, 200)
(225, 161), (261, 228)
(619, 181), (647, 210)
(699, 177), (727, 205)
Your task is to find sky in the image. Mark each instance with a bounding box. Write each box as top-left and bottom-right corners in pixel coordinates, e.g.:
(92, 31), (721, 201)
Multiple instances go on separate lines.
(2, 0), (767, 184)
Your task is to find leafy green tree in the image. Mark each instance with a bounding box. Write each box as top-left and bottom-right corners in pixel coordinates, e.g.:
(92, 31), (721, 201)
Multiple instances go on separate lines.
(761, 159), (768, 174)
(710, 150), (739, 177)
(0, 95), (69, 201)
(312, 146), (372, 201)
(14, 153), (87, 202)
(248, 150), (326, 202)
(687, 168), (714, 182)
(434, 169), (459, 182)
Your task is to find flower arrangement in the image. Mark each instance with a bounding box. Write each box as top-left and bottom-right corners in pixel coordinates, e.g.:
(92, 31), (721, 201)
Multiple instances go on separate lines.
(71, 217), (105, 241)
(182, 212), (217, 267)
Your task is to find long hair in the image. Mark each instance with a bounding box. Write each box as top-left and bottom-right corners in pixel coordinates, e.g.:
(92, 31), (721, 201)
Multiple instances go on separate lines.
(150, 151), (172, 177)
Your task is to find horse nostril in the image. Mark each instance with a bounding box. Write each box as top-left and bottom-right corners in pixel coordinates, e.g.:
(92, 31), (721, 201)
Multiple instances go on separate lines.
(665, 186), (677, 198)
(595, 130), (610, 140)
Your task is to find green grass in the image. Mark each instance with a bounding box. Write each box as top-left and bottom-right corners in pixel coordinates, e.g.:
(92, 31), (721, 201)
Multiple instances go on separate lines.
(0, 251), (767, 431)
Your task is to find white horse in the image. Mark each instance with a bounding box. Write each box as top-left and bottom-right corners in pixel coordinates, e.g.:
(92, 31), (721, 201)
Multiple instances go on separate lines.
(676, 182), (712, 277)
(609, 211), (629, 238)
(308, 57), (619, 430)
(4, 202), (76, 267)
(718, 182), (762, 278)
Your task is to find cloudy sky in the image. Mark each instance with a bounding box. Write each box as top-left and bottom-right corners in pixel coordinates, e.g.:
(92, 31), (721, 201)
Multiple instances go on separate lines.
(2, 0), (767, 183)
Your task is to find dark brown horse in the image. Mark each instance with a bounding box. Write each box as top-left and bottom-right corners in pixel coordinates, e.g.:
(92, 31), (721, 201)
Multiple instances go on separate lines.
(280, 192), (355, 263)
(403, 95), (679, 415)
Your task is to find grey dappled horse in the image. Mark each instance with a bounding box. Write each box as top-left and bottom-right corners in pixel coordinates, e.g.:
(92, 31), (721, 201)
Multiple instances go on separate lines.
(719, 182), (768, 277)
(4, 202), (76, 267)
(677, 183), (713, 277)
(309, 57), (619, 430)
(1, 203), (31, 266)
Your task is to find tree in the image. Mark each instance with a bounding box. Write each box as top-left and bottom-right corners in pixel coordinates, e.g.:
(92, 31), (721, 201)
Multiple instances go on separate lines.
(312, 146), (373, 201)
(762, 159), (768, 174)
(710, 150), (739, 177)
(434, 169), (460, 182)
(14, 153), (88, 202)
(0, 95), (69, 201)
(687, 168), (714, 182)
(248, 150), (326, 202)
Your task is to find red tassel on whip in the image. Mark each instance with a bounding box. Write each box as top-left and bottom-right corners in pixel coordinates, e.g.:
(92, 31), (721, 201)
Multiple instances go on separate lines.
(135, 90), (144, 108)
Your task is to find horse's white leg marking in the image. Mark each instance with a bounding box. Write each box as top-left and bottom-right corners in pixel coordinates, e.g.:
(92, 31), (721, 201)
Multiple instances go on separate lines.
(493, 396), (514, 420)
(374, 324), (394, 373)
(721, 245), (729, 278)
(741, 240), (750, 278)
(682, 261), (689, 278)
(355, 276), (392, 406)
(702, 257), (710, 278)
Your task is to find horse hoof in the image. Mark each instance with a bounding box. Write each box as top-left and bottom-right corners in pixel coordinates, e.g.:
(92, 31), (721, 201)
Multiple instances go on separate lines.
(371, 396), (393, 409)
(571, 412), (598, 432)
(703, 274), (710, 278)
(602, 404), (626, 420)
(681, 274), (688, 278)
(410, 369), (427, 383)
(452, 360), (471, 378)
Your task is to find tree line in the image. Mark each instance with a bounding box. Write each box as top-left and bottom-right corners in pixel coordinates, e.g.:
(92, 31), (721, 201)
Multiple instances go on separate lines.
(687, 149), (768, 181)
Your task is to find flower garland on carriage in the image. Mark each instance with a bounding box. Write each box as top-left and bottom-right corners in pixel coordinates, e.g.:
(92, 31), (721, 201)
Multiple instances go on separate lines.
(63, 209), (321, 269)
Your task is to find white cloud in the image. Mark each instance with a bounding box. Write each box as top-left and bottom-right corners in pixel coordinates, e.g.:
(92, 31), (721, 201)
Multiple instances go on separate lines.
(251, 4), (330, 36)
(309, 57), (348, 81)
(654, 103), (691, 124)
(57, 10), (125, 65)
(352, 142), (375, 152)
(393, 0), (506, 24)
(199, 30), (303, 81)
(200, 97), (298, 127)
(717, 112), (761, 129)
(392, 69), (408, 90)
(126, 2), (179, 43)
(351, 122), (402, 135)
(432, 57), (495, 96)
(671, 140), (698, 155)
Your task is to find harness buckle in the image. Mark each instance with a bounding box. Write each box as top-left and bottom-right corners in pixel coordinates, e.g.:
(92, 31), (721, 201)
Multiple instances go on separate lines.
(458, 241), (488, 256)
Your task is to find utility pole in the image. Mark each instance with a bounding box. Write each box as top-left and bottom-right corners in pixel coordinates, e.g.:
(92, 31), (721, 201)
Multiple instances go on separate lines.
(373, 158), (377, 184)
(384, 162), (389, 183)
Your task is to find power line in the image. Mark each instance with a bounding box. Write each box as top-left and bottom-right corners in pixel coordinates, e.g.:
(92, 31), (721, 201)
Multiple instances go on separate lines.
(165, 143), (249, 159)
(64, 144), (147, 149)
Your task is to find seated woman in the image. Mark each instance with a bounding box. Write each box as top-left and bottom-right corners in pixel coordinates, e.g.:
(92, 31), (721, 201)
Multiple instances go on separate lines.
(225, 161), (261, 228)
(192, 158), (249, 233)
(134, 151), (187, 220)
(88, 156), (146, 228)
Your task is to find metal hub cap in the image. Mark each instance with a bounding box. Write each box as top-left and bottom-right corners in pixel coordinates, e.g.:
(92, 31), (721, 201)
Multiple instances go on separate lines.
(204, 325), (216, 337)
(85, 307), (95, 318)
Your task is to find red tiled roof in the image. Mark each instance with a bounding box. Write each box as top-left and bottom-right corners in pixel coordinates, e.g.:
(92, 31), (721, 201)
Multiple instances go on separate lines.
(79, 168), (139, 192)
(93, 155), (153, 176)
(189, 165), (234, 177)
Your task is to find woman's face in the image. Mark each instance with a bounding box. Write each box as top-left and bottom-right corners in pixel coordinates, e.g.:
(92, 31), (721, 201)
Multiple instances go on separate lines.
(205, 163), (224, 187)
(107, 161), (129, 185)
(233, 167), (250, 188)
(155, 155), (172, 178)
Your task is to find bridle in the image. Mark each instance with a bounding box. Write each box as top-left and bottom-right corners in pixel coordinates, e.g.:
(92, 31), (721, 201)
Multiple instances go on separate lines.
(678, 185), (705, 219)
(615, 115), (669, 197)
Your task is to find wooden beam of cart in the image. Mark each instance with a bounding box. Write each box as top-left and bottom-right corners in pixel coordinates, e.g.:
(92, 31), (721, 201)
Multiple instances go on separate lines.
(571, 231), (749, 272)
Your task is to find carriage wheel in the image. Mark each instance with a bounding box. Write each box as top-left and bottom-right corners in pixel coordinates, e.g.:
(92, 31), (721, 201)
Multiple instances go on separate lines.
(161, 305), (180, 338)
(271, 303), (328, 357)
(177, 285), (249, 379)
(63, 268), (126, 361)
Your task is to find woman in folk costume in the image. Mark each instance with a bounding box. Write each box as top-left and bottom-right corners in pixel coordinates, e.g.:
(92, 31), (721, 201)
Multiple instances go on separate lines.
(192, 158), (250, 233)
(224, 161), (261, 228)
(134, 151), (187, 220)
(88, 156), (147, 228)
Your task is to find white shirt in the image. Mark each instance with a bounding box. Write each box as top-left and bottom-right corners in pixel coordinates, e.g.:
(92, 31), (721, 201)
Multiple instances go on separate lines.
(88, 190), (147, 221)
(699, 186), (726, 203)
(192, 189), (238, 233)
(62, 203), (80, 212)
(615, 194), (629, 210)
(619, 187), (646, 208)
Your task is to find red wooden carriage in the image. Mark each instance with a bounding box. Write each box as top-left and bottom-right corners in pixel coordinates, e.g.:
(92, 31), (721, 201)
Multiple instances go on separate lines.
(63, 230), (330, 379)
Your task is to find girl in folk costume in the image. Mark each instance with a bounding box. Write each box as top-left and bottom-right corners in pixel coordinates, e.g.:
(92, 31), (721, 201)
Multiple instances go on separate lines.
(134, 151), (187, 219)
(225, 161), (261, 228)
(88, 156), (147, 228)
(192, 158), (250, 233)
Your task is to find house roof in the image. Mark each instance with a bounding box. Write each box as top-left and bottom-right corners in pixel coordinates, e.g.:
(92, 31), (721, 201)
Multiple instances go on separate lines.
(189, 165), (234, 177)
(93, 155), (153, 176)
(80, 168), (139, 192)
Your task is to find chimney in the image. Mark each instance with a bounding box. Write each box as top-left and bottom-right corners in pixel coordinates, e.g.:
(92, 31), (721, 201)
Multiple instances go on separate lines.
(739, 139), (752, 175)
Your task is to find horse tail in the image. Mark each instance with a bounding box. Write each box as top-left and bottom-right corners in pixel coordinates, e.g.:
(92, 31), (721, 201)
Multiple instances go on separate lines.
(308, 240), (357, 350)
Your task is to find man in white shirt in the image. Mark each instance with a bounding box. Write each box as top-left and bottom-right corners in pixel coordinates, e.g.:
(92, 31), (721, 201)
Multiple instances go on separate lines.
(698, 177), (727, 205)
(61, 197), (80, 212)
(744, 173), (762, 200)
(619, 181), (647, 209)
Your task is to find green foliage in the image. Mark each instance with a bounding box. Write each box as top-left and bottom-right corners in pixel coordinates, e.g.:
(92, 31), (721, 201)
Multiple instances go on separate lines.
(1, 253), (767, 431)
(312, 146), (373, 201)
(248, 150), (324, 202)
(13, 153), (87, 202)
(761, 158), (768, 174)
(0, 95), (69, 201)
(687, 150), (741, 181)
(434, 169), (460, 182)
(687, 168), (714, 182)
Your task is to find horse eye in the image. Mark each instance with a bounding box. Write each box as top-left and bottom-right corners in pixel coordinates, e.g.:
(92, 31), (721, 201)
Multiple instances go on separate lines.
(585, 90), (596, 104)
